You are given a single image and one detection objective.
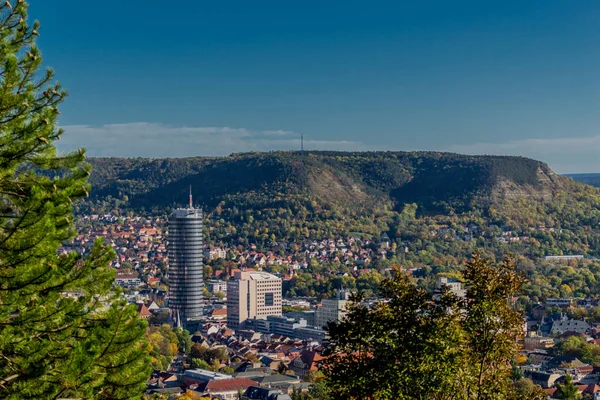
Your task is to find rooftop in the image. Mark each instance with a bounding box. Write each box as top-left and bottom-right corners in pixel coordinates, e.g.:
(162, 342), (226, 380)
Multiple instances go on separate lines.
(236, 271), (281, 281)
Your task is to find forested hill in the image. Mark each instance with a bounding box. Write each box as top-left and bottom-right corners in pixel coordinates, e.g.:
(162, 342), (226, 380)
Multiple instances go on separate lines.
(568, 173), (600, 188)
(83, 151), (600, 295)
(86, 151), (565, 215)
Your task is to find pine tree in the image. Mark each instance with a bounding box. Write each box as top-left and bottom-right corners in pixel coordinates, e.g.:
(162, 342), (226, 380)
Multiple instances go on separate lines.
(0, 1), (150, 398)
(555, 374), (582, 400)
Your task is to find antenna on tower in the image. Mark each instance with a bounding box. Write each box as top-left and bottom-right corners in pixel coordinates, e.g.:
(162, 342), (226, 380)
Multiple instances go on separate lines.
(301, 133), (304, 157)
(189, 185), (193, 209)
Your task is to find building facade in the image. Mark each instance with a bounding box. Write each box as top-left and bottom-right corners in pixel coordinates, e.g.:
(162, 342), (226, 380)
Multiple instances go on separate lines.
(227, 271), (282, 330)
(207, 280), (228, 295)
(315, 288), (349, 329)
(168, 207), (204, 329)
(435, 276), (466, 299)
(550, 316), (590, 335)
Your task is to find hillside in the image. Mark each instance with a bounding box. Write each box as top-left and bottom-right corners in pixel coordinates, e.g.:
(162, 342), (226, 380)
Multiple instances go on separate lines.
(86, 151), (565, 214)
(80, 151), (600, 299)
(82, 150), (600, 251)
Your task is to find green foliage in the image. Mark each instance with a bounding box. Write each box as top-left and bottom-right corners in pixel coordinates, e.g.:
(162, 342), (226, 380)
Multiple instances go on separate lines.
(174, 327), (193, 353)
(283, 305), (310, 313)
(552, 336), (600, 366)
(322, 255), (545, 400)
(555, 374), (582, 400)
(147, 325), (178, 371)
(78, 151), (557, 241)
(461, 255), (526, 399)
(513, 378), (548, 399)
(0, 2), (150, 398)
(292, 381), (332, 400)
(190, 358), (211, 370)
(221, 366), (235, 374)
(189, 344), (228, 369)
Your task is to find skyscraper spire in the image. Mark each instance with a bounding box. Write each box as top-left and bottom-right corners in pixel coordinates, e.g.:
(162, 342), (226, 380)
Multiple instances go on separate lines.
(189, 185), (193, 209)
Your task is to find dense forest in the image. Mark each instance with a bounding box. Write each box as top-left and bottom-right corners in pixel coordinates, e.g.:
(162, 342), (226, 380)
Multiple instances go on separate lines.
(78, 151), (600, 300)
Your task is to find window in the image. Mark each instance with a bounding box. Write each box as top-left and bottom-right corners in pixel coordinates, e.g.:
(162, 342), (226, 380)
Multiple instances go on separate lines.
(265, 293), (274, 307)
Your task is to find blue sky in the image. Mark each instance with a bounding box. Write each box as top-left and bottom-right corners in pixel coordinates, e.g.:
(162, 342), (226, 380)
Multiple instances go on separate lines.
(30, 1), (600, 173)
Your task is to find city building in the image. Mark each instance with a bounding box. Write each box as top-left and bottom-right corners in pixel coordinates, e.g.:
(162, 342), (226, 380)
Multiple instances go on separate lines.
(227, 271), (282, 330)
(183, 369), (232, 386)
(550, 315), (590, 335)
(524, 371), (562, 389)
(168, 191), (204, 331)
(284, 310), (315, 327)
(290, 351), (323, 380)
(242, 386), (292, 400)
(243, 315), (327, 343)
(315, 288), (349, 329)
(207, 280), (228, 295)
(294, 326), (326, 343)
(434, 276), (466, 299)
(546, 298), (573, 307)
(523, 332), (555, 350)
(246, 315), (308, 337)
(114, 273), (141, 288)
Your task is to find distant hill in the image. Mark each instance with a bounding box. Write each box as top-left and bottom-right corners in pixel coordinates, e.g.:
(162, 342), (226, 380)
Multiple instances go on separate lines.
(567, 173), (600, 188)
(86, 151), (566, 215)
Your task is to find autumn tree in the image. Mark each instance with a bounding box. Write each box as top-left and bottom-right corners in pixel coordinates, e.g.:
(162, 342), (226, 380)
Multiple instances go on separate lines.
(322, 254), (546, 400)
(322, 269), (464, 399)
(0, 2), (150, 398)
(460, 255), (526, 399)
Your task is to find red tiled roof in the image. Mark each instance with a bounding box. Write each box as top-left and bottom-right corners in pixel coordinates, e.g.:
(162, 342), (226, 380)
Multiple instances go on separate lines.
(584, 384), (600, 395)
(222, 328), (234, 335)
(299, 351), (324, 370)
(137, 303), (152, 318)
(206, 378), (256, 393)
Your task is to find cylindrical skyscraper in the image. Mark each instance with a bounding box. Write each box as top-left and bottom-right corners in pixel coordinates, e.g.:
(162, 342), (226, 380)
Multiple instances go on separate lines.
(168, 205), (203, 329)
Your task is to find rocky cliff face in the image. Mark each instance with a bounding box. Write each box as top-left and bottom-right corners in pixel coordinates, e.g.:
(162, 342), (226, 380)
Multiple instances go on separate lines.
(492, 165), (566, 201)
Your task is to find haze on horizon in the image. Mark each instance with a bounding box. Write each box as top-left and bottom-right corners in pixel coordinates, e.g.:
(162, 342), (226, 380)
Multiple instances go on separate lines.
(33, 0), (600, 174)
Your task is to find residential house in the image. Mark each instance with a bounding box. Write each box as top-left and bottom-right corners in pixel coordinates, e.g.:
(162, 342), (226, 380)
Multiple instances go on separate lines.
(290, 351), (323, 380)
(201, 378), (257, 399)
(242, 386), (293, 400)
(136, 303), (152, 319)
(551, 317), (590, 335)
(524, 371), (562, 388)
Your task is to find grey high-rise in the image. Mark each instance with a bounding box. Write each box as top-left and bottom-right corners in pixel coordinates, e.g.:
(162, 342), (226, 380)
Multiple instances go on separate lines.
(168, 200), (203, 329)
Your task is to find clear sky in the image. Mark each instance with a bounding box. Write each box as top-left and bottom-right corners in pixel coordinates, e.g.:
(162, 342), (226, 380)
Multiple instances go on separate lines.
(30, 0), (600, 173)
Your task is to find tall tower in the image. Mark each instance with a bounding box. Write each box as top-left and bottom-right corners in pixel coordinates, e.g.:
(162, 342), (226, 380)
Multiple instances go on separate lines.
(168, 189), (203, 330)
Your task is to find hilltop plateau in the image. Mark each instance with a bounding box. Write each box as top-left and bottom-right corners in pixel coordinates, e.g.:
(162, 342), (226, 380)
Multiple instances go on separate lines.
(86, 151), (566, 214)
